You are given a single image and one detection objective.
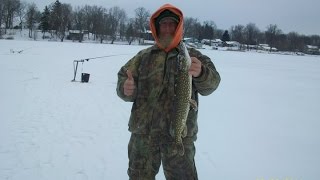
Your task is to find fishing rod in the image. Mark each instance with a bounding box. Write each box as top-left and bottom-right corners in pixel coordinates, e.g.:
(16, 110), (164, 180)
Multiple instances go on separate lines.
(71, 53), (133, 82)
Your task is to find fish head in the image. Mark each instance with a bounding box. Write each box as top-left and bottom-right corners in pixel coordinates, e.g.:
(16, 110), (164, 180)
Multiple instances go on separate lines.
(177, 42), (192, 72)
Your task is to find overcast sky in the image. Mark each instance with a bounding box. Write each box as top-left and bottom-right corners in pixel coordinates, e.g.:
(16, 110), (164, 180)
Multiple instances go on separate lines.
(26, 0), (320, 35)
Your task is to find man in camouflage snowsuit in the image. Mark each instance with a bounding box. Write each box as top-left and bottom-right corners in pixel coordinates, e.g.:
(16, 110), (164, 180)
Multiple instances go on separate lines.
(116, 4), (220, 180)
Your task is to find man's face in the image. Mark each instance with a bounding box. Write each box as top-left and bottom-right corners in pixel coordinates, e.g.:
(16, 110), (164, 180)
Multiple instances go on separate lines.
(158, 18), (178, 48)
(159, 18), (177, 38)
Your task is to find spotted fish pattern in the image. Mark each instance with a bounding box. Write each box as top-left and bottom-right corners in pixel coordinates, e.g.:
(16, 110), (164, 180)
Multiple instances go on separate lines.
(171, 42), (193, 156)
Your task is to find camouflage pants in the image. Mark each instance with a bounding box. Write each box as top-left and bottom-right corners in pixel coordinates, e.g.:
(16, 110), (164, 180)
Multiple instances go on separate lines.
(127, 133), (198, 180)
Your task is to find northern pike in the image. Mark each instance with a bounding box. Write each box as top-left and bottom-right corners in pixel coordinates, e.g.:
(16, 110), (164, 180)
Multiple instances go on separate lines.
(171, 42), (197, 156)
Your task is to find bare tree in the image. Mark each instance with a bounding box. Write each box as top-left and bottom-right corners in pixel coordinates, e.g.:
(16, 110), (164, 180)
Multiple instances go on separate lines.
(26, 3), (39, 38)
(257, 31), (265, 45)
(119, 20), (126, 41)
(73, 6), (85, 30)
(230, 24), (245, 43)
(193, 21), (202, 41)
(91, 6), (106, 43)
(200, 21), (215, 43)
(71, 6), (86, 42)
(215, 29), (224, 39)
(183, 17), (203, 41)
(244, 23), (260, 45)
(134, 7), (150, 40)
(265, 24), (282, 51)
(81, 5), (93, 39)
(125, 18), (137, 45)
(286, 32), (303, 52)
(309, 35), (320, 47)
(183, 17), (197, 38)
(230, 24), (245, 50)
(118, 7), (127, 41)
(2, 0), (21, 33)
(16, 1), (27, 32)
(59, 3), (72, 41)
(274, 33), (287, 51)
(107, 6), (126, 44)
(0, 0), (5, 35)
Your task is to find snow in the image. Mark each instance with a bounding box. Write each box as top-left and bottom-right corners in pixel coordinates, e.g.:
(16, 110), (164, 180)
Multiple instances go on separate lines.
(1, 39), (320, 180)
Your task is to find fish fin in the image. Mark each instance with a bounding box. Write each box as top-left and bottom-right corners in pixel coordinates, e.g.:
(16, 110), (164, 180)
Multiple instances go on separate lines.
(172, 137), (185, 156)
(182, 125), (187, 138)
(189, 99), (198, 111)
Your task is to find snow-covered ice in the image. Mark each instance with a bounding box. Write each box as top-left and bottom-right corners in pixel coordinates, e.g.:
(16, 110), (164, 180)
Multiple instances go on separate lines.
(1, 39), (320, 180)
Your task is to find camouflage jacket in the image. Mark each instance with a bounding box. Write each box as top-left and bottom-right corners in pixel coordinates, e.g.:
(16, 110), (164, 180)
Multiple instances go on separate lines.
(117, 44), (220, 140)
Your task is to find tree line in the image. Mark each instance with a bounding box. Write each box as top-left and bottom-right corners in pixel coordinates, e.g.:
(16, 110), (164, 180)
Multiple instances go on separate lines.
(1, 0), (320, 52)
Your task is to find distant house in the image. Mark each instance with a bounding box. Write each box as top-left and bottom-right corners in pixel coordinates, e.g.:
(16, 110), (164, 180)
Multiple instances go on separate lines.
(139, 30), (155, 45)
(258, 44), (278, 52)
(184, 37), (203, 49)
(211, 39), (223, 47)
(201, 39), (217, 46)
(244, 45), (259, 51)
(224, 41), (241, 51)
(67, 30), (84, 42)
(305, 45), (319, 55)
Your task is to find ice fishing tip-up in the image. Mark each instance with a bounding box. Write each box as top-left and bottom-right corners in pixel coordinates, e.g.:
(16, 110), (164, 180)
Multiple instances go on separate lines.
(71, 59), (90, 82)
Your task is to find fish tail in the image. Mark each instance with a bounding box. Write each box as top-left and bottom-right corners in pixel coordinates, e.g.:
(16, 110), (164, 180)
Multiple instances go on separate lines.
(171, 137), (185, 156)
